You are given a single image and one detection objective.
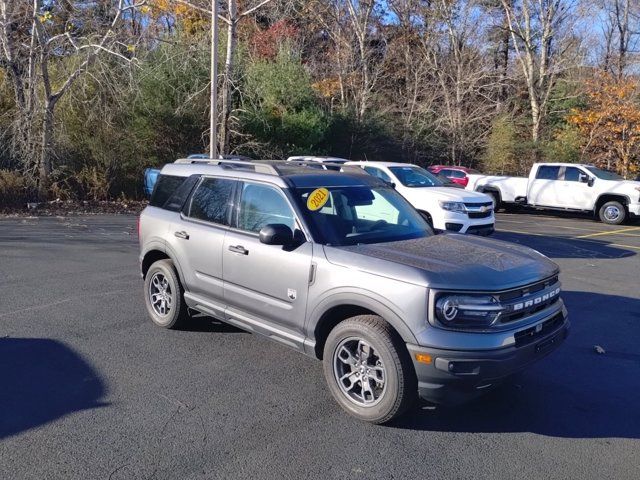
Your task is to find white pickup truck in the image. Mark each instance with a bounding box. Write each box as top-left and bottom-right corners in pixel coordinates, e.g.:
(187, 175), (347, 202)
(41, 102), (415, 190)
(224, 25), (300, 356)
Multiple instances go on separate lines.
(466, 163), (640, 224)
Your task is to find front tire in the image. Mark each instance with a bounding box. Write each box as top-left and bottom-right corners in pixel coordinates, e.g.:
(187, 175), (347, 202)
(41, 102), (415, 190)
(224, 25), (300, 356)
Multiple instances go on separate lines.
(598, 201), (626, 225)
(486, 191), (501, 210)
(322, 315), (417, 424)
(144, 259), (188, 329)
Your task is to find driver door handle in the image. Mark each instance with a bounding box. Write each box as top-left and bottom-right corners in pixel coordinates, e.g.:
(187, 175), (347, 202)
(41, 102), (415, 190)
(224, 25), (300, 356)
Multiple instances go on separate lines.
(174, 231), (189, 240)
(228, 245), (249, 255)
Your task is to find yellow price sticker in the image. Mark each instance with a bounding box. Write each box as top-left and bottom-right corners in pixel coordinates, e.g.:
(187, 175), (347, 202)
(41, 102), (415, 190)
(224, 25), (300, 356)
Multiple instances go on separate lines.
(307, 188), (330, 211)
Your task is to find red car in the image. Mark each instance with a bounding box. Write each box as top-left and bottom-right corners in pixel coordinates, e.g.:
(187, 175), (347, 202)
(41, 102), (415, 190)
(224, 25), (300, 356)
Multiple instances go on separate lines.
(427, 165), (481, 187)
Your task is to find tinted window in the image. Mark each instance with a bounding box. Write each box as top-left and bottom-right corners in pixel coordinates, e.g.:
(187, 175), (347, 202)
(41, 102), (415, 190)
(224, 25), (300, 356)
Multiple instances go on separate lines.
(189, 177), (235, 225)
(563, 167), (584, 182)
(237, 183), (295, 233)
(535, 166), (560, 180)
(449, 170), (466, 179)
(149, 175), (185, 208)
(364, 166), (393, 183)
(162, 175), (200, 211)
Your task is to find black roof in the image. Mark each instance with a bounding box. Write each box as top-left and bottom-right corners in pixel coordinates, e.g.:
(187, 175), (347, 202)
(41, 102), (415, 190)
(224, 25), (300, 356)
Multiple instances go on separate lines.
(284, 171), (385, 188)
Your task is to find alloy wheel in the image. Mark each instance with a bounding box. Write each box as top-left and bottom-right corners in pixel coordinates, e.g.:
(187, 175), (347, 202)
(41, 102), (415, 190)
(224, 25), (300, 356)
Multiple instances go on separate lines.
(333, 337), (387, 406)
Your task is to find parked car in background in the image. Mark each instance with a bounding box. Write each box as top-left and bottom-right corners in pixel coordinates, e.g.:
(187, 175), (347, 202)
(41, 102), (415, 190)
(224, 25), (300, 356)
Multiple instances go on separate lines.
(287, 156), (349, 171)
(427, 165), (481, 188)
(138, 158), (568, 423)
(345, 161), (495, 235)
(466, 163), (640, 225)
(434, 172), (464, 189)
(143, 168), (161, 198)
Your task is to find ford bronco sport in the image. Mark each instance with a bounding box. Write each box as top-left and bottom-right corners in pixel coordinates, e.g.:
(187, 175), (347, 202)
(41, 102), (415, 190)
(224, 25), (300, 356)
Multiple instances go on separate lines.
(139, 158), (569, 424)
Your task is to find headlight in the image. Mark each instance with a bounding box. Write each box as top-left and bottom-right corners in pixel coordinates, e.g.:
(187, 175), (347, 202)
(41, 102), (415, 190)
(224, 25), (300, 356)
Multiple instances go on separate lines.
(439, 201), (466, 213)
(435, 294), (503, 328)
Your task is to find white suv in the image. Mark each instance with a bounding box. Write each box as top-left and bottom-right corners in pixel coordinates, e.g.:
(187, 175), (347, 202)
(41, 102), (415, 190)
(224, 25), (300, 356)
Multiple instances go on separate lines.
(346, 161), (495, 235)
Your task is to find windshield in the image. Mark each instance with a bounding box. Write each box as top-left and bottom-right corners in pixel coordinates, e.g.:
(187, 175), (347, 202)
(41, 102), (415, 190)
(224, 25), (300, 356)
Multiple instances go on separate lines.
(294, 185), (432, 246)
(585, 166), (624, 180)
(388, 166), (444, 188)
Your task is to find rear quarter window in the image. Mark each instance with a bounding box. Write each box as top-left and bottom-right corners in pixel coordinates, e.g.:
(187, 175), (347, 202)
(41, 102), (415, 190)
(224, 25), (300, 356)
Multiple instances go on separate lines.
(150, 174), (199, 211)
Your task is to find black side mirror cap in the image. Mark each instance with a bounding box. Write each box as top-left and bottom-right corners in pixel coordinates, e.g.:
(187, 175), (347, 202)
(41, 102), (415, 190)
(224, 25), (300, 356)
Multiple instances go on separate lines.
(259, 224), (294, 246)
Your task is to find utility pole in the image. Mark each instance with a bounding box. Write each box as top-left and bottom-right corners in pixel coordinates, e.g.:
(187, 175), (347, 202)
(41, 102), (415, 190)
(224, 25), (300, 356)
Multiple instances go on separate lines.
(210, 0), (219, 158)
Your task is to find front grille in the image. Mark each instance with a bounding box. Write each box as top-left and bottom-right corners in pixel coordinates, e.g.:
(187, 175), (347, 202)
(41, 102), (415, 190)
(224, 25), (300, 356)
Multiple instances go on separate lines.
(468, 211), (492, 219)
(514, 312), (564, 347)
(464, 201), (493, 208)
(498, 276), (560, 324)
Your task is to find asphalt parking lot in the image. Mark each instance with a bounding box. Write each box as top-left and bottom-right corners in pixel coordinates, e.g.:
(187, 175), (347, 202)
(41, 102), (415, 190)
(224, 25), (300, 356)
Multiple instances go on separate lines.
(1, 212), (638, 479)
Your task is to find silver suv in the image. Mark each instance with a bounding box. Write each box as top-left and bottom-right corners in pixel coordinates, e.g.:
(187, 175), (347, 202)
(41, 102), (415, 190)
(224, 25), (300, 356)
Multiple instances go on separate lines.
(139, 159), (569, 423)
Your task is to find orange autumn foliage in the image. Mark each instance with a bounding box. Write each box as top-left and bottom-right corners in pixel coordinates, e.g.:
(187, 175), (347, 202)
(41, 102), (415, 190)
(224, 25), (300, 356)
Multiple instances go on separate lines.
(568, 73), (640, 177)
(149, 0), (208, 35)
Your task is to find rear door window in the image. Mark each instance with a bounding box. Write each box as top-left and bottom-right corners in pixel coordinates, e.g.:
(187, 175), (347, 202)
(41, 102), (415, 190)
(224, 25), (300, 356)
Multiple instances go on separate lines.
(188, 177), (236, 225)
(535, 166), (561, 180)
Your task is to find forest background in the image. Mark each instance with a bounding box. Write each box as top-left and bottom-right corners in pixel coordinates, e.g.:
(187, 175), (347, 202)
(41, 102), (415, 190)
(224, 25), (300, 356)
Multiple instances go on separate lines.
(1, 0), (639, 204)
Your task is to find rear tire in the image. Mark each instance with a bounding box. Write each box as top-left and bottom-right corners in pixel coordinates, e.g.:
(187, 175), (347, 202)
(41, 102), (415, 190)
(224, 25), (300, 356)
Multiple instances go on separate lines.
(144, 259), (188, 329)
(322, 315), (417, 424)
(598, 201), (626, 225)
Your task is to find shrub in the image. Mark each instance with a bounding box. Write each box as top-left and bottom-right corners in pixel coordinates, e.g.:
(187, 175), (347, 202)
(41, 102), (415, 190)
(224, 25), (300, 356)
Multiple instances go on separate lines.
(0, 170), (31, 207)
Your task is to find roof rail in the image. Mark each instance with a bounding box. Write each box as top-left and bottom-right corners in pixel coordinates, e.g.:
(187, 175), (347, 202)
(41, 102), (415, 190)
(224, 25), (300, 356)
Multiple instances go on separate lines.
(174, 158), (279, 175)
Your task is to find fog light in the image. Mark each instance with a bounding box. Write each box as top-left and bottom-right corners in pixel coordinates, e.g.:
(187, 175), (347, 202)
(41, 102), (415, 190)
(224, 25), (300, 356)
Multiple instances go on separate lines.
(445, 223), (463, 232)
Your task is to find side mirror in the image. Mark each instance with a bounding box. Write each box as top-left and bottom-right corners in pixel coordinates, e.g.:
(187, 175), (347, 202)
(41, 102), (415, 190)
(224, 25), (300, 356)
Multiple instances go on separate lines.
(385, 181), (396, 189)
(259, 224), (294, 246)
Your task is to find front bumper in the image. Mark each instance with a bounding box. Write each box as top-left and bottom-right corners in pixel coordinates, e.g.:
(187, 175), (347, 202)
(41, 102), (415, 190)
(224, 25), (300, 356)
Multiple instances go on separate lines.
(406, 311), (569, 405)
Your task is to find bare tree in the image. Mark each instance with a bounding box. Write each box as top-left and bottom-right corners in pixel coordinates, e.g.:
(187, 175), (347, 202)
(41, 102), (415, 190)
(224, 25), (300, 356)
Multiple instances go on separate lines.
(417, 1), (497, 164)
(310, 0), (384, 121)
(601, 0), (639, 78)
(500, 0), (579, 143)
(0, 0), (142, 197)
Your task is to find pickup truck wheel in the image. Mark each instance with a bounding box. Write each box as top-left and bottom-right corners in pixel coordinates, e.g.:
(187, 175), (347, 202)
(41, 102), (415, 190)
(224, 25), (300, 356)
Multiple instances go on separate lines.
(323, 315), (416, 424)
(144, 259), (188, 329)
(486, 191), (501, 210)
(598, 201), (626, 225)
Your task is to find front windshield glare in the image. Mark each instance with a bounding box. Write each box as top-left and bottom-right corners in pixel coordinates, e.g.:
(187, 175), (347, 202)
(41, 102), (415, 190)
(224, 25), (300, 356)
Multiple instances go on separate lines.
(388, 166), (444, 187)
(295, 185), (431, 246)
(585, 166), (624, 180)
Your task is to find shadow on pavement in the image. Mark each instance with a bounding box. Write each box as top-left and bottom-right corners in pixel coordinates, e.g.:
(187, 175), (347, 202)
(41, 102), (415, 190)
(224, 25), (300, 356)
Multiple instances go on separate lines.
(0, 338), (107, 440)
(494, 230), (637, 259)
(393, 291), (640, 439)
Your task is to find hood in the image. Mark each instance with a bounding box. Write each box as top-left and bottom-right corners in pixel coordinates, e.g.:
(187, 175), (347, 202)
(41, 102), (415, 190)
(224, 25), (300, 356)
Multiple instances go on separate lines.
(324, 234), (558, 290)
(411, 186), (492, 203)
(607, 180), (640, 195)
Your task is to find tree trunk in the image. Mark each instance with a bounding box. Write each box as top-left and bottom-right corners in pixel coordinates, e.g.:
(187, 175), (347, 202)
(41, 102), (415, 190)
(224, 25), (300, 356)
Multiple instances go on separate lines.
(220, 0), (237, 155)
(38, 101), (55, 200)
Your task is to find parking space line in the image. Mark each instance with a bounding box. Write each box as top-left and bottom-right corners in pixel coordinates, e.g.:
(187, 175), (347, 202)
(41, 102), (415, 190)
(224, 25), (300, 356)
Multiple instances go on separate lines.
(575, 227), (640, 239)
(497, 228), (640, 251)
(497, 218), (603, 232)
